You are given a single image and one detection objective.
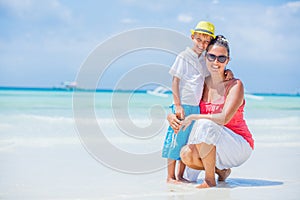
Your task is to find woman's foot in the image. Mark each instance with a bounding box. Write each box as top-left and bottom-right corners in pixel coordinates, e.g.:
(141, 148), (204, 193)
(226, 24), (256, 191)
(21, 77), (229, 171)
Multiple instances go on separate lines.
(216, 168), (231, 181)
(196, 179), (216, 188)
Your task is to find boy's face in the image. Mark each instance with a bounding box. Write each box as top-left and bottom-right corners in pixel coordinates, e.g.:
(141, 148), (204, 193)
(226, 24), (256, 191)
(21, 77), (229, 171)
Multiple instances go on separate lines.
(191, 33), (212, 55)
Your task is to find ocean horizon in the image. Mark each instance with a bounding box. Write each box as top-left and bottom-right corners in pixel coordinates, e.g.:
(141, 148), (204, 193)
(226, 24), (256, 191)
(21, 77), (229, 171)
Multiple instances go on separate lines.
(1, 86), (299, 97)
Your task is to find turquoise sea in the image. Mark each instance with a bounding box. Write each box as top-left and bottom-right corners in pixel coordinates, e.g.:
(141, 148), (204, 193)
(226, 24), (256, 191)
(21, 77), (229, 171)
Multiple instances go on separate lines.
(1, 88), (300, 145)
(1, 88), (300, 198)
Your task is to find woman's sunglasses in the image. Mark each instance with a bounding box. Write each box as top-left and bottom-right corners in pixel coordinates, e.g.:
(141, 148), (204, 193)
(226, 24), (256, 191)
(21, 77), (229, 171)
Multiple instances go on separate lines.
(206, 53), (228, 63)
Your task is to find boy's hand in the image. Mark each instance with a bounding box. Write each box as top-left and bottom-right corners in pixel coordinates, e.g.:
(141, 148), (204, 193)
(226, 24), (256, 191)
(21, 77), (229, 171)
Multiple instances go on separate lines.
(224, 69), (234, 80)
(167, 113), (182, 134)
(175, 105), (185, 120)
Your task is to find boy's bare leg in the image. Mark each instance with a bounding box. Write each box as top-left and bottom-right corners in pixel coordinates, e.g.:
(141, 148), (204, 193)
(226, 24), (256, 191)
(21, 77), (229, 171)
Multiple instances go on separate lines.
(166, 159), (180, 184)
(176, 160), (190, 183)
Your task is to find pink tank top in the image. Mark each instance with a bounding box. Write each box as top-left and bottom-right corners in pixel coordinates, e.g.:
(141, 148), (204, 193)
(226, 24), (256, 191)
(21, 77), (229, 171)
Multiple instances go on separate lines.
(200, 84), (254, 149)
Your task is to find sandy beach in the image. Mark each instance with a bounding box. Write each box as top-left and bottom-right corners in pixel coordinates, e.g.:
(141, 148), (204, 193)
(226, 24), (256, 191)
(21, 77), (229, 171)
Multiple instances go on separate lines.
(1, 137), (299, 199)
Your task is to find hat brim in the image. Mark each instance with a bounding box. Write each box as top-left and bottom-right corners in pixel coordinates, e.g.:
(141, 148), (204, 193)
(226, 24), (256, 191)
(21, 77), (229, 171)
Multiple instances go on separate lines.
(190, 29), (216, 39)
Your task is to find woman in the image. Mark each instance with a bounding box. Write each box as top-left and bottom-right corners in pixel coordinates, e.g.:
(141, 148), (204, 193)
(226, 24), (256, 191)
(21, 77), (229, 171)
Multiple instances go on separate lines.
(168, 35), (254, 188)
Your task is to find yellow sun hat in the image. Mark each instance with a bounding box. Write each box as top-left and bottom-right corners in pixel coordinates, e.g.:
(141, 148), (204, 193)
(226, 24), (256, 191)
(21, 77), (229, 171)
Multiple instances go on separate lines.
(190, 21), (215, 38)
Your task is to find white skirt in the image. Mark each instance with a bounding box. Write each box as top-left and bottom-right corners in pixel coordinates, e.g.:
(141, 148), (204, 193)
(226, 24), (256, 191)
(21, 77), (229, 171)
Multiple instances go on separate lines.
(187, 119), (252, 170)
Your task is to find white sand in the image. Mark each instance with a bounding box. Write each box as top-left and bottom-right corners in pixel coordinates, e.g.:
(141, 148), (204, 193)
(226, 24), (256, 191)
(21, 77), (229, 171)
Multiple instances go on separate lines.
(0, 139), (299, 199)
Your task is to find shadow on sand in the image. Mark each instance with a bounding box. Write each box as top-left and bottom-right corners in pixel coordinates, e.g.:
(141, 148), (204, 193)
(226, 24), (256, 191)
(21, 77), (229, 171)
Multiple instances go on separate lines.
(217, 178), (283, 188)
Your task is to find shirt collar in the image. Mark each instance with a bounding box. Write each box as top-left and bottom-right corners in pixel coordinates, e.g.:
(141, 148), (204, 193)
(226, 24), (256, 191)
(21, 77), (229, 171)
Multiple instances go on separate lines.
(186, 47), (199, 59)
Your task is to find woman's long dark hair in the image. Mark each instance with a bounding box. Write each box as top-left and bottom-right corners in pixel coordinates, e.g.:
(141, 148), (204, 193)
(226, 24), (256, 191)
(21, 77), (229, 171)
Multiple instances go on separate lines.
(207, 35), (230, 56)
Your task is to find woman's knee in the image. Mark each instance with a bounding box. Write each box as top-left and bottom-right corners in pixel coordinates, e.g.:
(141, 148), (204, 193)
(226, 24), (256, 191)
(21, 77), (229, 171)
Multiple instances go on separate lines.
(197, 143), (216, 159)
(180, 145), (194, 164)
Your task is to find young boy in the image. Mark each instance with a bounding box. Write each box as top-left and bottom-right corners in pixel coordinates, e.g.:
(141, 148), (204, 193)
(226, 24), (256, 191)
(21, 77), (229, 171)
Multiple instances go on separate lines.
(162, 21), (232, 183)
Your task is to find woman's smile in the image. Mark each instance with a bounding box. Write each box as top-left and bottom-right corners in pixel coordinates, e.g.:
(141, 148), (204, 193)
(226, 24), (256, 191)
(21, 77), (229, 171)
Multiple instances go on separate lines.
(211, 64), (220, 70)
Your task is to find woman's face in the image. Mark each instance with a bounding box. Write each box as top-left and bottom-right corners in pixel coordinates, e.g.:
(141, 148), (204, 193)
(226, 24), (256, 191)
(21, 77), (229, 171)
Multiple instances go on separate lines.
(206, 44), (229, 74)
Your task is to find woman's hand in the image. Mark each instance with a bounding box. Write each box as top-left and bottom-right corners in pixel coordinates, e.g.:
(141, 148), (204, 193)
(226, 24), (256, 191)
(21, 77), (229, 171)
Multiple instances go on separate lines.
(167, 113), (182, 134)
(224, 69), (234, 80)
(181, 115), (194, 131)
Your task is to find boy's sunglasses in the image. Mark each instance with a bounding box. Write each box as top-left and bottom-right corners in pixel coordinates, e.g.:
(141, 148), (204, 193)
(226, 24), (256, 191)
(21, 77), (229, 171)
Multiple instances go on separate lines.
(206, 53), (228, 63)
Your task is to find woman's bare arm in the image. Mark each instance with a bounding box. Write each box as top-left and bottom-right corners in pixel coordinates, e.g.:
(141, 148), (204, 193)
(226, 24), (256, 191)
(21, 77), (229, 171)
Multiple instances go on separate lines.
(183, 80), (244, 128)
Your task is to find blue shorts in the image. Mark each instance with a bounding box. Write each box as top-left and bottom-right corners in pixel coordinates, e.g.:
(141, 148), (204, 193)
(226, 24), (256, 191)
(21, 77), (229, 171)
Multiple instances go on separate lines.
(162, 104), (200, 160)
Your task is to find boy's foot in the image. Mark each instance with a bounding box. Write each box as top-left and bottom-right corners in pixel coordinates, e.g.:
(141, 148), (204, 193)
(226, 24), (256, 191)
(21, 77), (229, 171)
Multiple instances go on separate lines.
(166, 178), (181, 184)
(216, 168), (231, 181)
(177, 177), (191, 183)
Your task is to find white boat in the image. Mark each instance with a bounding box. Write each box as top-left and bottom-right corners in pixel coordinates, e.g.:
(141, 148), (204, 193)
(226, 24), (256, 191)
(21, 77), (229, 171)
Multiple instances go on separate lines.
(53, 81), (78, 90)
(147, 86), (170, 98)
(62, 81), (77, 89)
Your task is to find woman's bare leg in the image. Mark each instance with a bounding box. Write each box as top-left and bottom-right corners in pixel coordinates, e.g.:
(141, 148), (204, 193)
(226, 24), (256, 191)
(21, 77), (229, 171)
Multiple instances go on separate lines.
(180, 143), (230, 187)
(216, 168), (231, 181)
(180, 144), (204, 170)
(195, 143), (217, 188)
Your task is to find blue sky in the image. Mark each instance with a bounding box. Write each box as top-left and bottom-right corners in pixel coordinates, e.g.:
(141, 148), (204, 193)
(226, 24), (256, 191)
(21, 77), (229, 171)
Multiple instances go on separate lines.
(0, 0), (299, 93)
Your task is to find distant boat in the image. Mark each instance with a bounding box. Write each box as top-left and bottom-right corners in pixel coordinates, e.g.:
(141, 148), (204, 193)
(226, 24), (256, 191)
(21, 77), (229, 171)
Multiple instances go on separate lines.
(62, 81), (77, 89)
(147, 86), (170, 98)
(294, 88), (300, 95)
(53, 81), (78, 90)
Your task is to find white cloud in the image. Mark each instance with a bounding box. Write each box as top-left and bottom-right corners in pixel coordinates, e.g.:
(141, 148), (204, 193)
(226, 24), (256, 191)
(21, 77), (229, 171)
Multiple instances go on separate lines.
(121, 18), (138, 24)
(212, 1), (300, 64)
(285, 1), (300, 12)
(120, 0), (165, 12)
(0, 0), (73, 22)
(177, 14), (193, 23)
(0, 0), (32, 12)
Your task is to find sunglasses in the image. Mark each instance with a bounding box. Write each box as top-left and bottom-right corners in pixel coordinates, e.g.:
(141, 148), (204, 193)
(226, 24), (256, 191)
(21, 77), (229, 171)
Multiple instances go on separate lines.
(206, 53), (228, 63)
